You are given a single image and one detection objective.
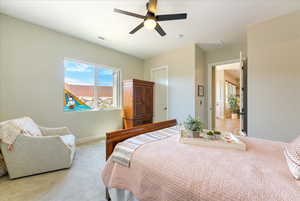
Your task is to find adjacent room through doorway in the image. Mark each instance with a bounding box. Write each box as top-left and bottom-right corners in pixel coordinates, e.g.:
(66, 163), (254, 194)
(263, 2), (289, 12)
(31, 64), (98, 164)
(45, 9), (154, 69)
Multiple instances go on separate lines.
(213, 62), (241, 134)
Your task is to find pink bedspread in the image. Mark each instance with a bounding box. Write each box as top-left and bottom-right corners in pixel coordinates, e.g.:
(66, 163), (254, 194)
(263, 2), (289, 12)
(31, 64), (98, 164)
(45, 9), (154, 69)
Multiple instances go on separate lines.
(102, 135), (300, 201)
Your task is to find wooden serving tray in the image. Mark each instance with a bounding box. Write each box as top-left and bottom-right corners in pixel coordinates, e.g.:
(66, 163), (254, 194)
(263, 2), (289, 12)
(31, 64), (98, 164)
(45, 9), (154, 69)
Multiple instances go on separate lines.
(179, 131), (246, 151)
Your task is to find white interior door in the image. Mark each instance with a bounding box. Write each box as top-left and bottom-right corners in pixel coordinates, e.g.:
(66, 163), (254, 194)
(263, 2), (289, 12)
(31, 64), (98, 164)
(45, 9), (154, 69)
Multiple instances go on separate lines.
(151, 67), (168, 122)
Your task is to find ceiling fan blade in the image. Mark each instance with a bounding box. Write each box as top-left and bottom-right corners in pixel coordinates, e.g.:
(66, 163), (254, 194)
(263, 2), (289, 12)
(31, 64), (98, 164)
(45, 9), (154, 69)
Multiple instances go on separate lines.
(148, 0), (157, 13)
(114, 8), (145, 19)
(155, 23), (166, 37)
(157, 13), (187, 21)
(129, 22), (144, 34)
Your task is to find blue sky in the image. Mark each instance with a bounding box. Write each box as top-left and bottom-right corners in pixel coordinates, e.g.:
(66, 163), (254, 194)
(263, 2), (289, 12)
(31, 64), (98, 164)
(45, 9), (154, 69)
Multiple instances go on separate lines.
(64, 60), (113, 86)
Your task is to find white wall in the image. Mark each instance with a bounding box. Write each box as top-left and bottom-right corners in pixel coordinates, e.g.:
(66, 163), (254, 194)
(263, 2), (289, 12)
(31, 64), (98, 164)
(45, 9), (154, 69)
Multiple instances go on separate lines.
(5, 10), (299, 143)
(248, 11), (300, 142)
(0, 15), (3, 121)
(195, 45), (207, 124)
(205, 43), (246, 129)
(144, 44), (197, 123)
(0, 14), (144, 140)
(205, 43), (247, 65)
(144, 44), (207, 124)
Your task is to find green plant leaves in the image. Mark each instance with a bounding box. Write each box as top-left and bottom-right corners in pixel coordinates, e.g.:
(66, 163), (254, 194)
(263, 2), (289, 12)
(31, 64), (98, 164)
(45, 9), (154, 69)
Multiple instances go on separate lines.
(183, 115), (204, 131)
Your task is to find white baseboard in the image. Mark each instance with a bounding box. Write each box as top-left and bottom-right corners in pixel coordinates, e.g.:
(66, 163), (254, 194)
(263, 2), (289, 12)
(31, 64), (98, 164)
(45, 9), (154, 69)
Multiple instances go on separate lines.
(76, 135), (106, 145)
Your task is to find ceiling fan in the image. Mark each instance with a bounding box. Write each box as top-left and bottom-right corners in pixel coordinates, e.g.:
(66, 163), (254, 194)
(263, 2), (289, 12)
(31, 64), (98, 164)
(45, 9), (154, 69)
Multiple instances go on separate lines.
(114, 0), (187, 37)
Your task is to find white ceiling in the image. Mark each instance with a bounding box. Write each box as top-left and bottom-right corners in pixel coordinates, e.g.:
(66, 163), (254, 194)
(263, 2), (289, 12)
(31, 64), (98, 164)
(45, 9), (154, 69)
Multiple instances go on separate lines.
(1, 0), (300, 59)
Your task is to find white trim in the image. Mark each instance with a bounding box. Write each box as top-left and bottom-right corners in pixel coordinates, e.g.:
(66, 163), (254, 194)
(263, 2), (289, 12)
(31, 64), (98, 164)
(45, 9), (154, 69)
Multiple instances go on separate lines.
(94, 65), (99, 109)
(64, 57), (119, 71)
(63, 57), (122, 112)
(207, 59), (240, 129)
(151, 66), (169, 122)
(76, 135), (106, 145)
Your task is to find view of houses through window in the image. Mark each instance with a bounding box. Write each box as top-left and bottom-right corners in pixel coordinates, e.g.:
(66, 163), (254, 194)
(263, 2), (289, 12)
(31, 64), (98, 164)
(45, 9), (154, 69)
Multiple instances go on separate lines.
(64, 59), (120, 112)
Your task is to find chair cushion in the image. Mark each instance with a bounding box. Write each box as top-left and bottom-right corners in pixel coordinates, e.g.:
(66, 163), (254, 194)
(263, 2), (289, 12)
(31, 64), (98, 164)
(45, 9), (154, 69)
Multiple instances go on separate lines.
(284, 135), (300, 179)
(60, 135), (75, 149)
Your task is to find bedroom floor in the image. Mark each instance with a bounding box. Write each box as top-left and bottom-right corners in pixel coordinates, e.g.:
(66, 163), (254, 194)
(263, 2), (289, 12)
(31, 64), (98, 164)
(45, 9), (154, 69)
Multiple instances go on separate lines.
(0, 141), (107, 201)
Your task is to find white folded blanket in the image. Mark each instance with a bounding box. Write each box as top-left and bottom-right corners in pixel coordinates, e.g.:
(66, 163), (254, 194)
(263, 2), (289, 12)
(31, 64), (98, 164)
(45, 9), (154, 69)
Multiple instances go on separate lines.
(111, 127), (178, 167)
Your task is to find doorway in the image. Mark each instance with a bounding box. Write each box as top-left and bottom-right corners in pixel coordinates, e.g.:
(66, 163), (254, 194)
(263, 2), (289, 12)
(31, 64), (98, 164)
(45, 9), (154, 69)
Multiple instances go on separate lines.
(209, 59), (247, 135)
(214, 62), (240, 134)
(151, 66), (168, 122)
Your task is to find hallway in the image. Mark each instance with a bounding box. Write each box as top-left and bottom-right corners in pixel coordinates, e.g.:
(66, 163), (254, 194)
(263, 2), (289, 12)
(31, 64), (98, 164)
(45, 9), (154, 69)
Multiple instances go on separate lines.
(215, 118), (240, 135)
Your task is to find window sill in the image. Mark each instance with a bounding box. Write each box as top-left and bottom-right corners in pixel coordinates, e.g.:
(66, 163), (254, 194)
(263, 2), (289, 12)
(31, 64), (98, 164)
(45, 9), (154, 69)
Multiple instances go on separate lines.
(64, 107), (122, 113)
(99, 107), (122, 111)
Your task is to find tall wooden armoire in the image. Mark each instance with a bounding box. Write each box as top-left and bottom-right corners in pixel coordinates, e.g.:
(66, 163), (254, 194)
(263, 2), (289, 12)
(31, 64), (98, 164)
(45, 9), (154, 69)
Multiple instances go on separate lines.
(123, 79), (154, 129)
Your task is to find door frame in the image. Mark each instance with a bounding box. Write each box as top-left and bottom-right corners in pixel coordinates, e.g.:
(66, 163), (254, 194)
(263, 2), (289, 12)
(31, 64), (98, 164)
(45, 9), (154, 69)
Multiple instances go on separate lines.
(207, 59), (240, 129)
(151, 66), (169, 122)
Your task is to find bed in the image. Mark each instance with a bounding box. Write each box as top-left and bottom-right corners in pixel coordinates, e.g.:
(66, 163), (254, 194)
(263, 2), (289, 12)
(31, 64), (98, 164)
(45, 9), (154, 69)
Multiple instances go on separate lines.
(102, 120), (300, 201)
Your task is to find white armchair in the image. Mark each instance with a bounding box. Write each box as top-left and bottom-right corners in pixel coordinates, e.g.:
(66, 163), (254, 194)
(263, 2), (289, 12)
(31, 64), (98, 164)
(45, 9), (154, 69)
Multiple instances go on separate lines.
(0, 118), (76, 179)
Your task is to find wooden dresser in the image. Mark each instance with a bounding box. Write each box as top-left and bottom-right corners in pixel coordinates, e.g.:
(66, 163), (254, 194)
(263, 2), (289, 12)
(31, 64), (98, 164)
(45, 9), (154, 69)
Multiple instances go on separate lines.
(123, 79), (154, 129)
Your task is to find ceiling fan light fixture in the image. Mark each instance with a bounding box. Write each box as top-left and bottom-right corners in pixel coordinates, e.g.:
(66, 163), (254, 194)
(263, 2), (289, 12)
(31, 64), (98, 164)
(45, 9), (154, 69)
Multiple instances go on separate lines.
(144, 18), (157, 30)
(114, 0), (187, 36)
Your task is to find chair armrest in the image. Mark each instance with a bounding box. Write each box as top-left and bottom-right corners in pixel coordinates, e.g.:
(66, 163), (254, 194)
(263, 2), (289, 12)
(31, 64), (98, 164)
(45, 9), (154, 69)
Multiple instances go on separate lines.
(1, 135), (72, 159)
(39, 126), (72, 136)
(17, 135), (68, 147)
(1, 135), (75, 179)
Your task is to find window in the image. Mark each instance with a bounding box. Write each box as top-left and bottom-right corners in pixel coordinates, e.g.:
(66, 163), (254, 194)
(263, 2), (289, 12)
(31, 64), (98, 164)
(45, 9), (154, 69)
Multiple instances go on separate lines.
(225, 81), (237, 106)
(64, 59), (121, 112)
(225, 82), (236, 98)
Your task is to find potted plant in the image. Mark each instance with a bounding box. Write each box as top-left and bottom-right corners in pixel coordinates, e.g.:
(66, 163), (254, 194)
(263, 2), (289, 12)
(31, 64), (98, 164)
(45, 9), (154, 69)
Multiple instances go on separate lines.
(206, 130), (222, 140)
(228, 95), (239, 119)
(183, 115), (204, 137)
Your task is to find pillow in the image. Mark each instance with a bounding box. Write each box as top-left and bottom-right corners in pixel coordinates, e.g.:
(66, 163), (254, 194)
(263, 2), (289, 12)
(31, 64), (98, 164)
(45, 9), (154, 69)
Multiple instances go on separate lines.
(12, 117), (42, 137)
(0, 117), (42, 146)
(284, 135), (300, 179)
(0, 121), (24, 145)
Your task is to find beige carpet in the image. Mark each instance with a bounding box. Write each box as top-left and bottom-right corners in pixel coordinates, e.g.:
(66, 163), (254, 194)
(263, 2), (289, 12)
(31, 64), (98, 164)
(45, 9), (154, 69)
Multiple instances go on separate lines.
(0, 141), (107, 201)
